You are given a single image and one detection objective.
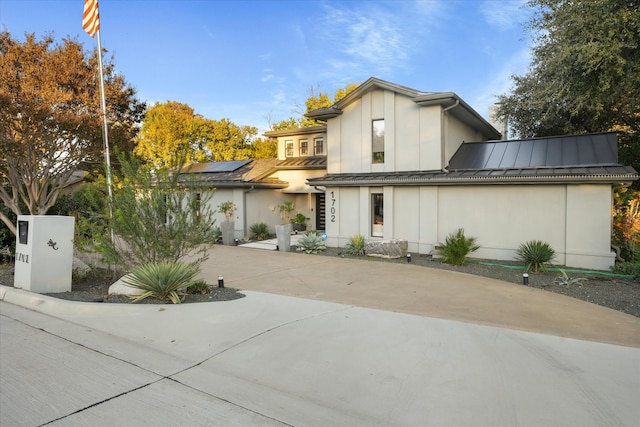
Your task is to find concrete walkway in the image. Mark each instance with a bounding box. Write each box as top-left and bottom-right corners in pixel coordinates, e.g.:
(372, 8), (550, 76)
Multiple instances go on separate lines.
(1, 245), (639, 426)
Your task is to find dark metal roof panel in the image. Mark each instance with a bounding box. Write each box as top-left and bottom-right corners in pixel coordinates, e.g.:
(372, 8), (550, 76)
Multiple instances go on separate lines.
(276, 156), (327, 169)
(182, 159), (252, 173)
(307, 165), (638, 186)
(449, 132), (619, 170)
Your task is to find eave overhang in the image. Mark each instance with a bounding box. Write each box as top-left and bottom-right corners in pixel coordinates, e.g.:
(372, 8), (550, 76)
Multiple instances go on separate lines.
(263, 125), (327, 138)
(413, 92), (502, 140)
(306, 166), (638, 187)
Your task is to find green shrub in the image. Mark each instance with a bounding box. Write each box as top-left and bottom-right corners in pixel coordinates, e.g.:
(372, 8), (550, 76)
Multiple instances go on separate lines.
(611, 261), (640, 279)
(515, 240), (556, 272)
(249, 222), (273, 241)
(208, 226), (222, 244)
(186, 280), (211, 294)
(344, 234), (366, 256)
(123, 262), (199, 304)
(435, 228), (480, 265)
(296, 231), (326, 254)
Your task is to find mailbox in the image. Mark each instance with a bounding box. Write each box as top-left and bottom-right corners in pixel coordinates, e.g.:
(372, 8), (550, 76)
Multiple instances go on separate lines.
(14, 215), (75, 293)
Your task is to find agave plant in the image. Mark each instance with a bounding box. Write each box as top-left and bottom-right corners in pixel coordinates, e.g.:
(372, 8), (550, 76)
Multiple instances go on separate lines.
(516, 240), (556, 272)
(435, 228), (480, 265)
(344, 234), (366, 256)
(249, 222), (273, 241)
(296, 232), (326, 254)
(123, 262), (199, 304)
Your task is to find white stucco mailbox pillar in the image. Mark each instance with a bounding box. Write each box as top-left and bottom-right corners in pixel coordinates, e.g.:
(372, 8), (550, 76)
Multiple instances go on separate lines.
(14, 215), (75, 293)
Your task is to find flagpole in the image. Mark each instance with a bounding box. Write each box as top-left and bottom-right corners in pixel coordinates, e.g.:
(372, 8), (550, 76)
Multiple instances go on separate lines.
(95, 29), (115, 245)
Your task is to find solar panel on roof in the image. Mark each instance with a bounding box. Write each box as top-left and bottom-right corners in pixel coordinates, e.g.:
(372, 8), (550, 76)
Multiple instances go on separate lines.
(184, 160), (251, 173)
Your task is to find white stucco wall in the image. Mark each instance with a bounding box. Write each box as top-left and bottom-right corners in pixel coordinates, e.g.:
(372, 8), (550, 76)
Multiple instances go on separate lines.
(325, 184), (615, 270)
(327, 88), (492, 175)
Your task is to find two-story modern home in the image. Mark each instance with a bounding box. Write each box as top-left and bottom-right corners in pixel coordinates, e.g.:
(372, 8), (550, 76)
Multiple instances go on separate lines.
(181, 77), (637, 269)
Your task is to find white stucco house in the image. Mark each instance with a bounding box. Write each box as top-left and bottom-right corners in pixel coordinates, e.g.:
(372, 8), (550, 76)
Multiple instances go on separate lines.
(181, 77), (637, 270)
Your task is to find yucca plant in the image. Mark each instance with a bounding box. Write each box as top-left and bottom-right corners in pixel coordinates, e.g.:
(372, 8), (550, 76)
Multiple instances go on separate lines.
(516, 240), (556, 272)
(186, 279), (211, 294)
(249, 222), (273, 241)
(123, 262), (199, 304)
(296, 231), (326, 254)
(344, 234), (366, 256)
(435, 228), (480, 265)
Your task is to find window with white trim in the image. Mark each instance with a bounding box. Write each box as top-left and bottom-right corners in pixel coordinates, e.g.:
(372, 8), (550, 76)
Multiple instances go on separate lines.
(314, 137), (324, 155)
(299, 139), (308, 156)
(285, 140), (294, 157)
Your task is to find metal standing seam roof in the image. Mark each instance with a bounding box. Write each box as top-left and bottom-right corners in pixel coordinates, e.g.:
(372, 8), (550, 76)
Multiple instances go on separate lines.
(306, 133), (638, 187)
(276, 156), (327, 169)
(448, 133), (618, 170)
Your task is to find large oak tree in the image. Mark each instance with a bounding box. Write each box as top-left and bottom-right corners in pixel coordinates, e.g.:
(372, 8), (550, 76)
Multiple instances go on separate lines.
(0, 31), (145, 234)
(497, 0), (639, 177)
(134, 101), (274, 168)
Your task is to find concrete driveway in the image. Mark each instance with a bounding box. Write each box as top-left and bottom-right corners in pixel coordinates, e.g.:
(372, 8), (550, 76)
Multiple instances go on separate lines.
(1, 245), (639, 426)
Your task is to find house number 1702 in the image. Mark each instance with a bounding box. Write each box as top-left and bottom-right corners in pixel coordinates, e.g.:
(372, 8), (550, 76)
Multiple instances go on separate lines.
(330, 191), (337, 223)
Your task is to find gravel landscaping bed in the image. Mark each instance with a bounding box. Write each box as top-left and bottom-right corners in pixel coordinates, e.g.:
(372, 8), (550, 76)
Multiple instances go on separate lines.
(1, 248), (638, 318)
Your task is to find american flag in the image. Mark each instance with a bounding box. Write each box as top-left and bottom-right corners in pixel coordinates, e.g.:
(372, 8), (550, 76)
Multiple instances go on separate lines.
(82, 0), (100, 38)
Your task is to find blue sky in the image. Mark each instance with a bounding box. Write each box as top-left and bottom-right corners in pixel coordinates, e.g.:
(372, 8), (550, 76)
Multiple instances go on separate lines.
(1, 0), (534, 134)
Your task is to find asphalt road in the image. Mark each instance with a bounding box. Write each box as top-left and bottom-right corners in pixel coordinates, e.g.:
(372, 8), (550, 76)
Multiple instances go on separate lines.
(1, 289), (639, 426)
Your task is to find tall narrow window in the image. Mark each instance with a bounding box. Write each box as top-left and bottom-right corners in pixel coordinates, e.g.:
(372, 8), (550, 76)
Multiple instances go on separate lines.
(371, 193), (383, 237)
(372, 119), (384, 163)
(285, 140), (294, 157)
(314, 137), (324, 155)
(193, 193), (201, 222)
(299, 139), (308, 156)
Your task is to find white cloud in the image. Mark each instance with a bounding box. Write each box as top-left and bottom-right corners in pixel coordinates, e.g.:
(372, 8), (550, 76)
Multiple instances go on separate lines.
(480, 0), (531, 31)
(316, 3), (415, 79)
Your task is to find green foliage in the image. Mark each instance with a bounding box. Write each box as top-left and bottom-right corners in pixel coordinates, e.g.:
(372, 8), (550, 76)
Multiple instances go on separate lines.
(290, 213), (309, 226)
(271, 83), (360, 130)
(515, 240), (556, 272)
(95, 155), (216, 271)
(497, 0), (640, 187)
(553, 269), (586, 286)
(186, 280), (211, 295)
(218, 201), (236, 222)
(611, 262), (640, 279)
(435, 228), (480, 266)
(0, 31), (145, 233)
(296, 231), (326, 254)
(0, 203), (15, 250)
(123, 262), (199, 304)
(49, 176), (110, 252)
(344, 234), (366, 256)
(273, 200), (295, 223)
(249, 222), (272, 241)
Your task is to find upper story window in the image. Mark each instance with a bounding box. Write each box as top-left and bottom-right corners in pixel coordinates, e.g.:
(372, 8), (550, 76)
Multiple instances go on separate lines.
(314, 137), (324, 155)
(372, 119), (384, 164)
(299, 139), (308, 156)
(285, 140), (294, 157)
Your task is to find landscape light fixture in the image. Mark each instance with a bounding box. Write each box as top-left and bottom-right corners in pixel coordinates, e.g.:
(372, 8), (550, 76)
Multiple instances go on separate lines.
(406, 253), (412, 263)
(218, 275), (224, 288)
(522, 273), (529, 286)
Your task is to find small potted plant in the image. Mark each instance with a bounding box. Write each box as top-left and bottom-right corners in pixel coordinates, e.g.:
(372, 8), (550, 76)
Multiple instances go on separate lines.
(218, 201), (236, 245)
(272, 200), (295, 251)
(290, 212), (310, 232)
